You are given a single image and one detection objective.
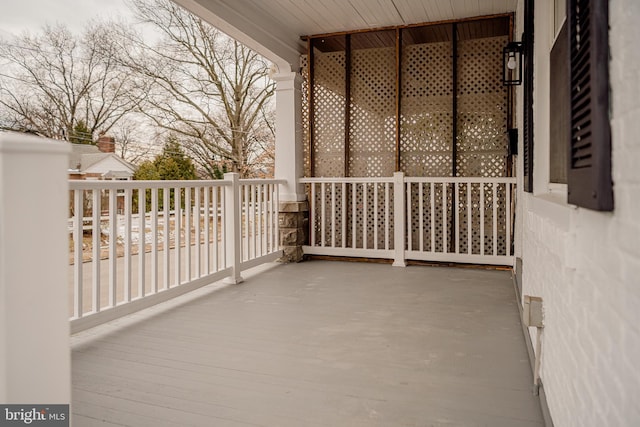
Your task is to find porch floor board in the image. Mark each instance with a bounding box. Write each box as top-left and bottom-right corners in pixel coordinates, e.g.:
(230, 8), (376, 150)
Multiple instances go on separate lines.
(72, 261), (543, 426)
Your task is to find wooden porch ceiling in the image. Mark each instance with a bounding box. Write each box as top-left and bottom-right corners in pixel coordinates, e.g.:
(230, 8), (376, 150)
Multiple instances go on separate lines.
(314, 17), (512, 52)
(172, 0), (517, 69)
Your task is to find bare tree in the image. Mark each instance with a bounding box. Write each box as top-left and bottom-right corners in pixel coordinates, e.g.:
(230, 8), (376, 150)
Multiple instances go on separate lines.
(0, 23), (142, 140)
(116, 0), (275, 178)
(111, 116), (157, 164)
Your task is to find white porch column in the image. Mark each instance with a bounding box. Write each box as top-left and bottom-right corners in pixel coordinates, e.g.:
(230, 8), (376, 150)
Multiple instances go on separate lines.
(223, 172), (244, 284)
(0, 133), (71, 403)
(273, 70), (305, 202)
(272, 71), (308, 262)
(392, 172), (407, 267)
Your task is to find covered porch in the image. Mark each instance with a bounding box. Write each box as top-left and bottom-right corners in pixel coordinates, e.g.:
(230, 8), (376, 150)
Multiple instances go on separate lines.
(72, 260), (542, 427)
(3, 0), (638, 425)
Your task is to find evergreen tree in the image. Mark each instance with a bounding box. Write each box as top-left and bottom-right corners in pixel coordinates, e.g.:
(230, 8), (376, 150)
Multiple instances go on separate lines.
(133, 136), (197, 181)
(69, 120), (93, 144)
(133, 136), (198, 211)
(211, 162), (229, 180)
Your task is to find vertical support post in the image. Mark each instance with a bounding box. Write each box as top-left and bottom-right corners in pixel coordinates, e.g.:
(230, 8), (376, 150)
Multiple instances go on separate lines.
(451, 23), (459, 254)
(273, 69), (308, 262)
(320, 183), (326, 247)
(138, 188), (146, 299)
(195, 187), (201, 277)
(185, 187), (191, 281)
(0, 133), (71, 404)
(224, 173), (243, 284)
(151, 188), (158, 293)
(307, 40), (315, 178)
(362, 183), (368, 250)
(213, 187), (219, 271)
(204, 186), (210, 274)
(385, 182), (390, 250)
(395, 28), (402, 172)
(123, 187), (132, 301)
(452, 23), (459, 176)
(92, 190), (101, 312)
(162, 187), (170, 290)
(108, 189), (117, 305)
(174, 186), (181, 287)
(273, 70), (305, 203)
(345, 34), (352, 177)
(73, 189), (83, 318)
(392, 171), (406, 267)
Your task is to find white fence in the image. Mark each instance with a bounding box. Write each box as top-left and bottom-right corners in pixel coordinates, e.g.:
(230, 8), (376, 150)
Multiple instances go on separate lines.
(69, 174), (282, 333)
(301, 173), (516, 266)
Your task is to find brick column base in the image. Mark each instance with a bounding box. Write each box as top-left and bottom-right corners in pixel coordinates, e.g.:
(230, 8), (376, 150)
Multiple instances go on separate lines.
(278, 200), (309, 262)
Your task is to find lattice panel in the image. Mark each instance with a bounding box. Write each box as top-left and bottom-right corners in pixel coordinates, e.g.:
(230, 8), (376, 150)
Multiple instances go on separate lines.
(311, 183), (394, 250)
(400, 41), (454, 177)
(351, 182), (394, 249)
(311, 183), (346, 247)
(486, 183), (507, 255)
(457, 183), (477, 254)
(304, 26), (512, 262)
(407, 183), (452, 252)
(456, 36), (508, 177)
(349, 47), (396, 177)
(407, 182), (509, 256)
(313, 51), (346, 177)
(456, 183), (509, 255)
(301, 55), (310, 177)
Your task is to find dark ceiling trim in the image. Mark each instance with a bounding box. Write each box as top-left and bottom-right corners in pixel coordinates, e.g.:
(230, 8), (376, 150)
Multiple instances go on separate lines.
(301, 12), (513, 41)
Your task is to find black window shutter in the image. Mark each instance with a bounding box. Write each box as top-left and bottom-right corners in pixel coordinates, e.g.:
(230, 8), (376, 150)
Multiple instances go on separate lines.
(523, 0), (534, 193)
(568, 0), (613, 211)
(550, 22), (569, 184)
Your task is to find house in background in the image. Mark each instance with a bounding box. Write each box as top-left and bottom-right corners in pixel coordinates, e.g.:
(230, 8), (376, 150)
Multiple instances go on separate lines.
(67, 135), (135, 181)
(67, 135), (135, 214)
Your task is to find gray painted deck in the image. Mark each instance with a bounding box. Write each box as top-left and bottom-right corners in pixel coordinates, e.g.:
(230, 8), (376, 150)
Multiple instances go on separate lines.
(71, 261), (543, 427)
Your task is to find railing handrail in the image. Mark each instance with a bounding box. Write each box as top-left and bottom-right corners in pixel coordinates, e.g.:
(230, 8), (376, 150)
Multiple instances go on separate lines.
(405, 176), (516, 184)
(239, 178), (286, 185)
(69, 178), (286, 191)
(301, 176), (516, 184)
(69, 179), (231, 190)
(304, 172), (516, 267)
(68, 174), (283, 333)
(300, 177), (393, 183)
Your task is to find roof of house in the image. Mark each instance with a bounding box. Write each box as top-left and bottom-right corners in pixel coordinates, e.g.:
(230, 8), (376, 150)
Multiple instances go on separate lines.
(68, 143), (135, 177)
(82, 153), (115, 170)
(103, 170), (134, 179)
(82, 154), (135, 175)
(68, 143), (101, 170)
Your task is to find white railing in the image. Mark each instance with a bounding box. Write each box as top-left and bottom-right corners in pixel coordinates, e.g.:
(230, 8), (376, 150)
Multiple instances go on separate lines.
(301, 173), (516, 266)
(301, 176), (397, 260)
(69, 174), (282, 333)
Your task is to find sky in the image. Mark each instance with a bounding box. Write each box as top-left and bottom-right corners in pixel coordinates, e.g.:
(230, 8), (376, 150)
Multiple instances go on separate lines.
(0, 0), (133, 37)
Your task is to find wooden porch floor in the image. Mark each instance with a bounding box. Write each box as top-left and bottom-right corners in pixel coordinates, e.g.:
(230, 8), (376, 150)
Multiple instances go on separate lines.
(71, 261), (543, 427)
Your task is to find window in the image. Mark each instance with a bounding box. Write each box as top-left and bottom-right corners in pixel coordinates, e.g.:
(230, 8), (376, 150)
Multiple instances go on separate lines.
(549, 22), (569, 184)
(567, 0), (613, 211)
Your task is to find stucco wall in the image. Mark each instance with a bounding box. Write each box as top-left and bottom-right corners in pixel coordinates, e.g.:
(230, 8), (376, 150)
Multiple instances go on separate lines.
(518, 0), (640, 425)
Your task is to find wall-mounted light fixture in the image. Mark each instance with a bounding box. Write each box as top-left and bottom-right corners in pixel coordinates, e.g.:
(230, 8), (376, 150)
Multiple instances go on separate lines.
(503, 41), (523, 85)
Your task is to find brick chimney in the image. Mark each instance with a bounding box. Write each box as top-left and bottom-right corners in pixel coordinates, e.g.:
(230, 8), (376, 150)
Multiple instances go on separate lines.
(97, 135), (116, 153)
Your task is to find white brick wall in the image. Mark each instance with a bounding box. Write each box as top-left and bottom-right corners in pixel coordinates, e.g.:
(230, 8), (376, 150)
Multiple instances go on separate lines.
(519, 0), (640, 425)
